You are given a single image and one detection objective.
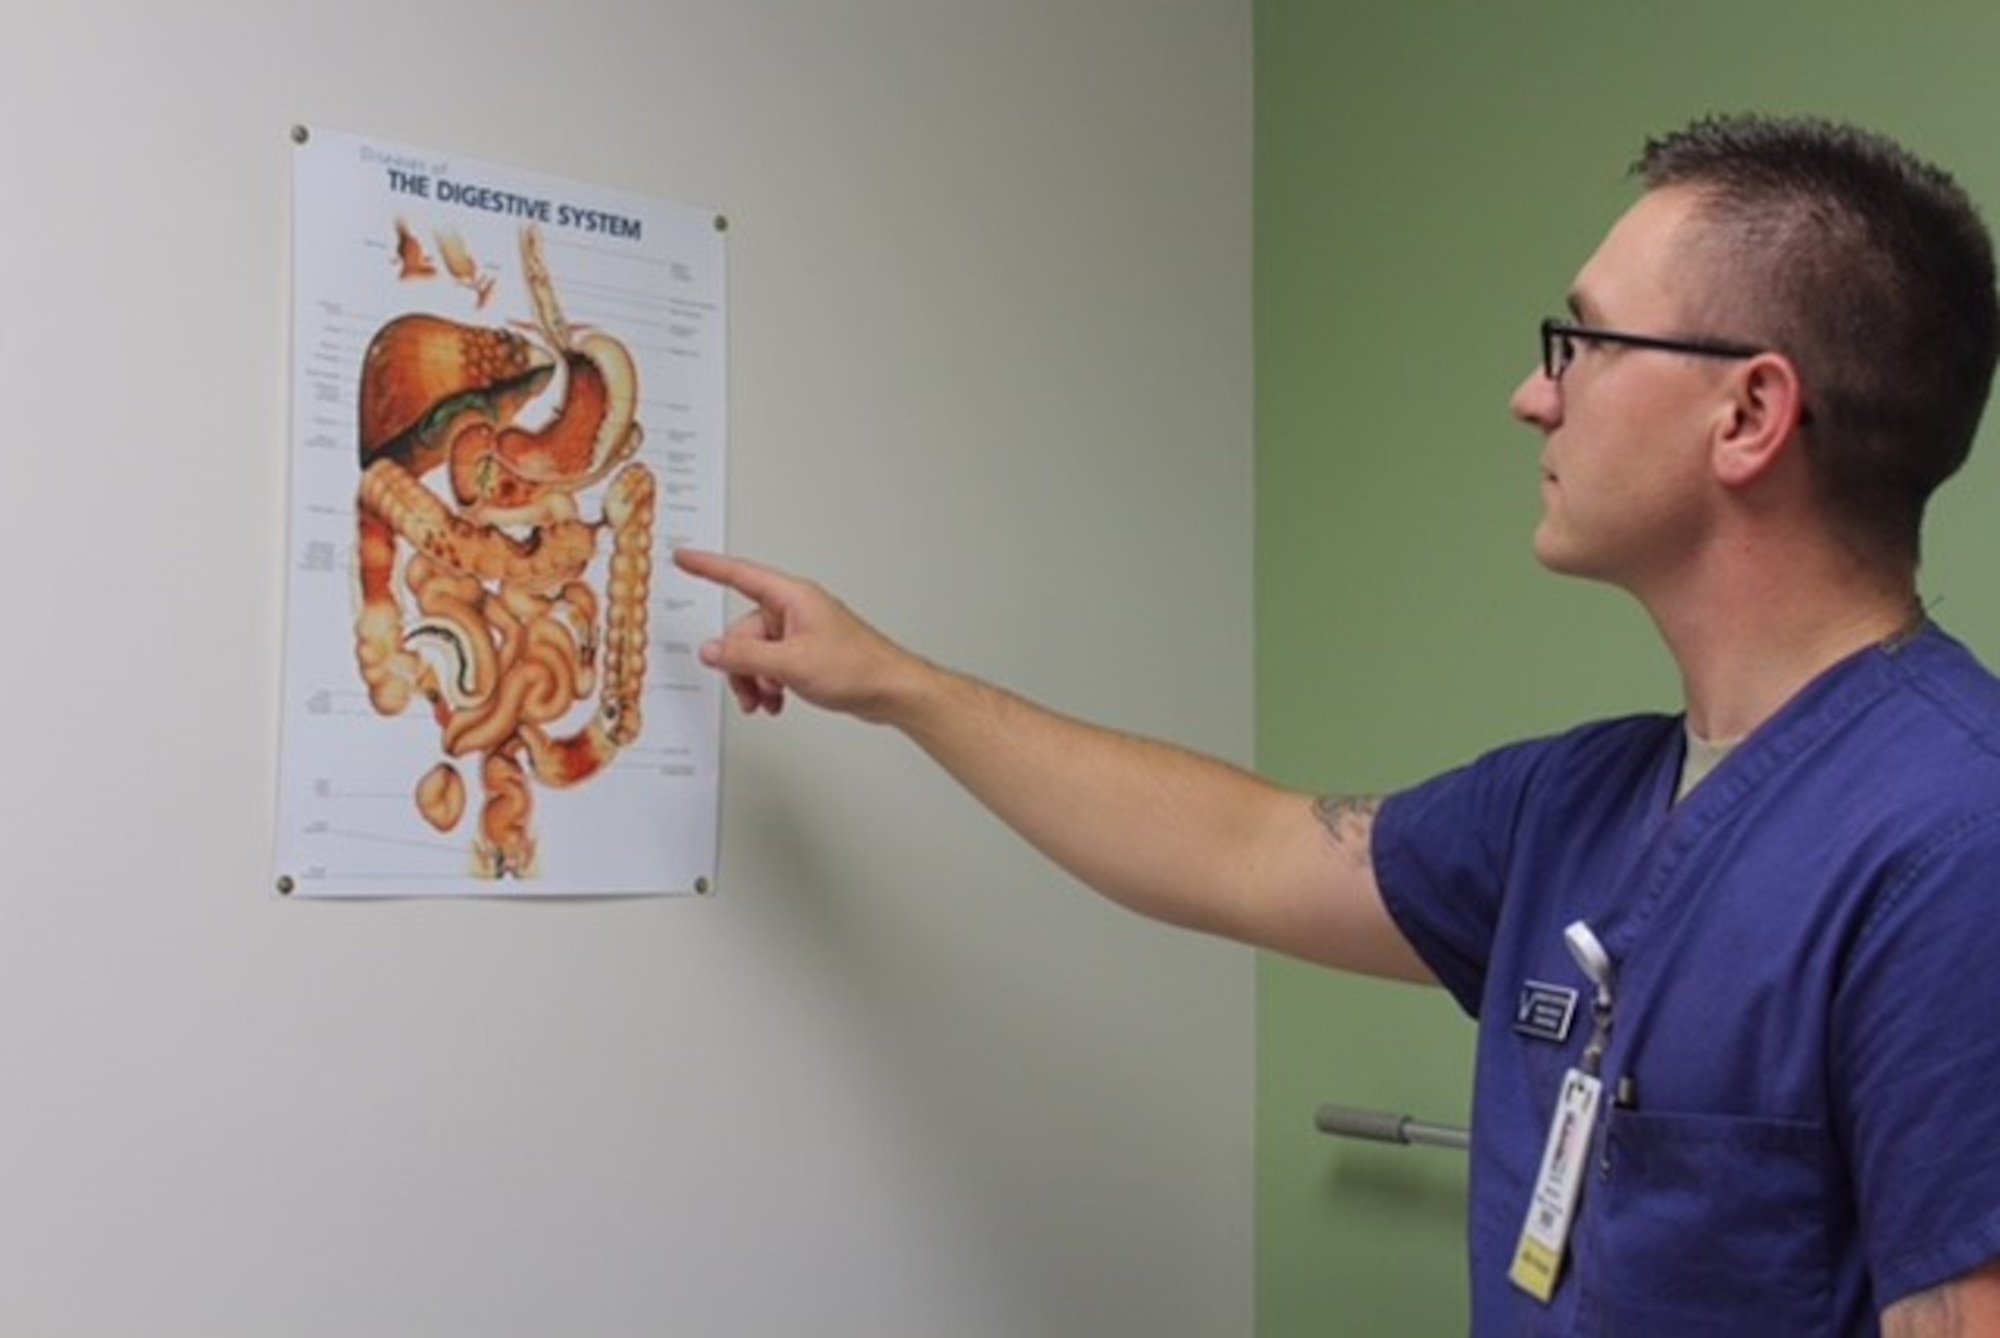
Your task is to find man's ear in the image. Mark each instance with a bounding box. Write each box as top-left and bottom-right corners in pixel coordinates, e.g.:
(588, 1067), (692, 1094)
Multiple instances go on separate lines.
(1713, 352), (1807, 487)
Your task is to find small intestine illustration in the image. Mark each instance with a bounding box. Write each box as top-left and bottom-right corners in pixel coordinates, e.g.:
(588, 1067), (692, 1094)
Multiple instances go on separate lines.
(353, 222), (655, 878)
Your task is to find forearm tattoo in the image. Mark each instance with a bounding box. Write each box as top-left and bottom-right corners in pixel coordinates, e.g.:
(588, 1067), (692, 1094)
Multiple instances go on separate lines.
(1313, 794), (1381, 870)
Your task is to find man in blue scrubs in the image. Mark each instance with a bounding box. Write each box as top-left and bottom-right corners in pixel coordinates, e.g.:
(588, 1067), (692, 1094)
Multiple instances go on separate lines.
(675, 115), (2000, 1335)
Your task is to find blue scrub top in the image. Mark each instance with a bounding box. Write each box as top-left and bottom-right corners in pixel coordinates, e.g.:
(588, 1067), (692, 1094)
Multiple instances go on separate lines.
(1375, 625), (2000, 1336)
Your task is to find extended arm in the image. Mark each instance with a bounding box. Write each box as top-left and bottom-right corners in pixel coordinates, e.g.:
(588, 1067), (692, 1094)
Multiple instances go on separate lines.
(673, 549), (1431, 983)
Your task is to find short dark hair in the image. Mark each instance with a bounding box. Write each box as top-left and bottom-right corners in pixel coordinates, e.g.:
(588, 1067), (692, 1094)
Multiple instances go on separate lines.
(1635, 114), (1999, 566)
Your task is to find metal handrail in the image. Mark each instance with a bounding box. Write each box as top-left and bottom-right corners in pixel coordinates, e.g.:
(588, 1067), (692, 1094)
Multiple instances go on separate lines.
(1314, 1104), (1470, 1152)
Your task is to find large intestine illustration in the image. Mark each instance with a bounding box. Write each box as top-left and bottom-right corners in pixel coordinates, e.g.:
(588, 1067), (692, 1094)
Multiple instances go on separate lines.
(352, 223), (655, 878)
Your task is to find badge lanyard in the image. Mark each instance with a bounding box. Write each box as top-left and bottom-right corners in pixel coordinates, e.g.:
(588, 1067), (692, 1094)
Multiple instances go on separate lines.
(1508, 920), (1615, 1303)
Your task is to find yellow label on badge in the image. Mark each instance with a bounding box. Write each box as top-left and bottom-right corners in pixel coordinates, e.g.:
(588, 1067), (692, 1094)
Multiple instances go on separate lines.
(1509, 1236), (1562, 1302)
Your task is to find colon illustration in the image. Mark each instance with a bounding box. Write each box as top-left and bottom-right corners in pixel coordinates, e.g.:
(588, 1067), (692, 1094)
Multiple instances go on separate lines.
(352, 223), (655, 878)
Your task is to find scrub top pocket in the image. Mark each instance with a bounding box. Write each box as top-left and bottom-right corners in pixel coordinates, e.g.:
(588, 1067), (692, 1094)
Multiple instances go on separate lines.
(1587, 1107), (1845, 1333)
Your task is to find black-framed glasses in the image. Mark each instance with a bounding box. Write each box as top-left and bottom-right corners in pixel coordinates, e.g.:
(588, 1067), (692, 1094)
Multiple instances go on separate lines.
(1541, 318), (1766, 382)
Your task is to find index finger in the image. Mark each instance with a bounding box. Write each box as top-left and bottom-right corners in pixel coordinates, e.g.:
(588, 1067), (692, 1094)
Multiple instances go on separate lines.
(672, 548), (793, 604)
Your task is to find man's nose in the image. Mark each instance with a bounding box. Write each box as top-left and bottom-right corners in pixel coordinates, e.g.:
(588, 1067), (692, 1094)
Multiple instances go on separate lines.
(1510, 366), (1561, 430)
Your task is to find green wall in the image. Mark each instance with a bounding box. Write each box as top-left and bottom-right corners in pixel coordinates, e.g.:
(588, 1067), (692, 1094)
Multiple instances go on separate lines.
(1253, 5), (2000, 1333)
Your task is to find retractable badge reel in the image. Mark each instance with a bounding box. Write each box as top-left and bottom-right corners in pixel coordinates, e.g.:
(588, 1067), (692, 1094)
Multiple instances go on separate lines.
(1508, 921), (1615, 1303)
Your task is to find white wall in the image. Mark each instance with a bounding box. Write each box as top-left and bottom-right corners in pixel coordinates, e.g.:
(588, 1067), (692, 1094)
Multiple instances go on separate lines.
(0, 3), (1252, 1335)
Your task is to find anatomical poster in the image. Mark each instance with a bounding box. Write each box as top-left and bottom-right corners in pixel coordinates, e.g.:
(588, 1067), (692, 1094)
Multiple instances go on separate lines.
(273, 126), (726, 897)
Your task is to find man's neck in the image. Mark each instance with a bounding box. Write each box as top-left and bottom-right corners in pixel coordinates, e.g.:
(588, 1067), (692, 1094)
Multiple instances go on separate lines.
(1645, 557), (1921, 742)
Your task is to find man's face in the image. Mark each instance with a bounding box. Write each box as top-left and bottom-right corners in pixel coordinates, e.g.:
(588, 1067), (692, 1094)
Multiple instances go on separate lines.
(1510, 187), (1739, 594)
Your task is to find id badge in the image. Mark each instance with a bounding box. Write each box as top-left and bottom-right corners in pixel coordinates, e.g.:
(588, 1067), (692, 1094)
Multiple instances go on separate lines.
(1508, 1066), (1602, 1303)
